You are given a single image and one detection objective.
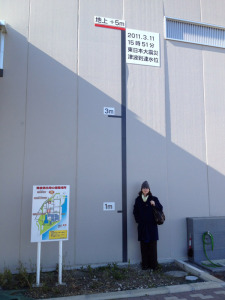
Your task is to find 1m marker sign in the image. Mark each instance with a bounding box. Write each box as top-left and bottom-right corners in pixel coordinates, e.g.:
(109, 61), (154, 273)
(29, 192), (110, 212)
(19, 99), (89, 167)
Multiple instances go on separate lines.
(94, 16), (125, 31)
(103, 202), (115, 211)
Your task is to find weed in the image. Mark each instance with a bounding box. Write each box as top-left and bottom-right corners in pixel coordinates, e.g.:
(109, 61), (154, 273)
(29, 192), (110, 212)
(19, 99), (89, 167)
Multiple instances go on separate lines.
(112, 270), (124, 280)
(97, 265), (109, 271)
(87, 265), (93, 274)
(0, 267), (13, 289)
(127, 259), (131, 269)
(52, 286), (61, 294)
(80, 265), (85, 271)
(16, 261), (34, 289)
(41, 282), (51, 293)
(112, 262), (119, 271)
(109, 263), (127, 281)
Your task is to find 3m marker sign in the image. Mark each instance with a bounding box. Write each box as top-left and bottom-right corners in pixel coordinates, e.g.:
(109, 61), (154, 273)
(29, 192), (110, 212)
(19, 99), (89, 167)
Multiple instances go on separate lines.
(94, 16), (125, 31)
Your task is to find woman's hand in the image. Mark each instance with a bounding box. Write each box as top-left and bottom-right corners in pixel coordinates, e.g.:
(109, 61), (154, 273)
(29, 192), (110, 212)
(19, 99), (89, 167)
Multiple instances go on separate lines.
(150, 200), (155, 206)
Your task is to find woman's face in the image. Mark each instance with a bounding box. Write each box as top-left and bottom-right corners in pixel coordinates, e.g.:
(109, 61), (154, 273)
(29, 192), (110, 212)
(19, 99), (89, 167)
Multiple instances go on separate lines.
(142, 188), (149, 196)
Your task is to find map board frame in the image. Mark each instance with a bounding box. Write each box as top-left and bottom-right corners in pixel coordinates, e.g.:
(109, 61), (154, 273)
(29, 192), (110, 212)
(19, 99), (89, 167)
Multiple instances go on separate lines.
(31, 185), (70, 243)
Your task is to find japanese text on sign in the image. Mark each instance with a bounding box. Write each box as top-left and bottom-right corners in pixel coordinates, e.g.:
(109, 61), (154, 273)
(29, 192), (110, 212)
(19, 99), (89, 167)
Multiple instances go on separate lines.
(94, 16), (125, 30)
(126, 29), (160, 67)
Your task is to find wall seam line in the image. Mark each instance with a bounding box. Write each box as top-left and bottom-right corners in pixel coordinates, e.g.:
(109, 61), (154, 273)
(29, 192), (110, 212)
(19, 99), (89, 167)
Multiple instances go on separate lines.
(200, 0), (210, 217)
(19, 0), (32, 261)
(74, 0), (80, 266)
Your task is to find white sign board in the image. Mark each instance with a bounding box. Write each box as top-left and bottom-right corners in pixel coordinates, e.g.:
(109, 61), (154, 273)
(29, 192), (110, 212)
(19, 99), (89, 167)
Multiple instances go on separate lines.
(126, 28), (160, 67)
(103, 202), (115, 211)
(104, 107), (115, 115)
(94, 16), (125, 30)
(31, 185), (70, 242)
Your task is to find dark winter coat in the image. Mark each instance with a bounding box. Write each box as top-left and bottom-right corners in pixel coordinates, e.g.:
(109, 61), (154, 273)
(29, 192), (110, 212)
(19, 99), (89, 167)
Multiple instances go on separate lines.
(133, 194), (163, 242)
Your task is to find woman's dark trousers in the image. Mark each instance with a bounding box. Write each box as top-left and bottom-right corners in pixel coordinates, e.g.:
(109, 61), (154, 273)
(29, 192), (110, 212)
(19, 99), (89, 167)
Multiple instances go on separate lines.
(140, 240), (158, 270)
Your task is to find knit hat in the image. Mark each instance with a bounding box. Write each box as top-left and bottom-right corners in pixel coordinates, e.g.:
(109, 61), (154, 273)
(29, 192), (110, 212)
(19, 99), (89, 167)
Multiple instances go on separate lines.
(141, 181), (150, 190)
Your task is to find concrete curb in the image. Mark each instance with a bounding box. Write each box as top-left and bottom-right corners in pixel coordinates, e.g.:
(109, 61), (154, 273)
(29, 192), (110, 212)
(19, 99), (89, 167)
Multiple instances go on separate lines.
(40, 260), (225, 300)
(175, 259), (225, 283)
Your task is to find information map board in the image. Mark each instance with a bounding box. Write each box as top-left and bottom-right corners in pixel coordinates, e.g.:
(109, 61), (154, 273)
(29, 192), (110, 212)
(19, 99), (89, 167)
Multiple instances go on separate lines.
(31, 185), (70, 242)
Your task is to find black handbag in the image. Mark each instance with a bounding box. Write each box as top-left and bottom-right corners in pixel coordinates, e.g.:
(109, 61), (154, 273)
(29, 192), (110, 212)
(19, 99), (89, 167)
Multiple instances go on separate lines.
(152, 206), (165, 225)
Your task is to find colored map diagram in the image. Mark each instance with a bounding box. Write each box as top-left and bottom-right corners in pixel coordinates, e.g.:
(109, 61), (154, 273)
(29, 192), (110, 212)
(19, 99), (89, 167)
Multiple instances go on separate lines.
(34, 193), (64, 235)
(31, 185), (70, 242)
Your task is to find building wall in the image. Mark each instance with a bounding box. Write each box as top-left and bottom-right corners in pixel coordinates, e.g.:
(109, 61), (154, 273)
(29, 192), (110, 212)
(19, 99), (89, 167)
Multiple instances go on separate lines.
(1, 0), (225, 272)
(0, 0), (30, 271)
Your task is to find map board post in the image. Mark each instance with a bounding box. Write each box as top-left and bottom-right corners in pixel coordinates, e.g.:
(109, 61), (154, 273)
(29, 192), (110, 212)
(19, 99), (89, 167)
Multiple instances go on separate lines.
(31, 185), (70, 286)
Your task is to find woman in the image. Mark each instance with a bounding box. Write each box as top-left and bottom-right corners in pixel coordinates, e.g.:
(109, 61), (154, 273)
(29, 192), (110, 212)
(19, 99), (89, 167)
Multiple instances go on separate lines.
(133, 181), (163, 270)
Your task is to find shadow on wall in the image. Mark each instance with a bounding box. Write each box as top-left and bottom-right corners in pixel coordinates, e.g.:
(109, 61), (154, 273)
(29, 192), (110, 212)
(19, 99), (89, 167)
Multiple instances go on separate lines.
(0, 26), (225, 271)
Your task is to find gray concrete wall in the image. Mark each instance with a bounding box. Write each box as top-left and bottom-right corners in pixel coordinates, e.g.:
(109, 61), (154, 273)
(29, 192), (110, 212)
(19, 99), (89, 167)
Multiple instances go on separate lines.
(1, 0), (225, 272)
(0, 0), (79, 271)
(76, 0), (123, 264)
(0, 0), (30, 271)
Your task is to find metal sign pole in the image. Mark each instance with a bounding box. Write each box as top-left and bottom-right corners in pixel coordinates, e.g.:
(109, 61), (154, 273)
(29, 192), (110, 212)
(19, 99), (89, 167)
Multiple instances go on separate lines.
(0, 20), (7, 77)
(35, 242), (41, 287)
(57, 240), (66, 285)
(58, 240), (62, 284)
(121, 30), (127, 262)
